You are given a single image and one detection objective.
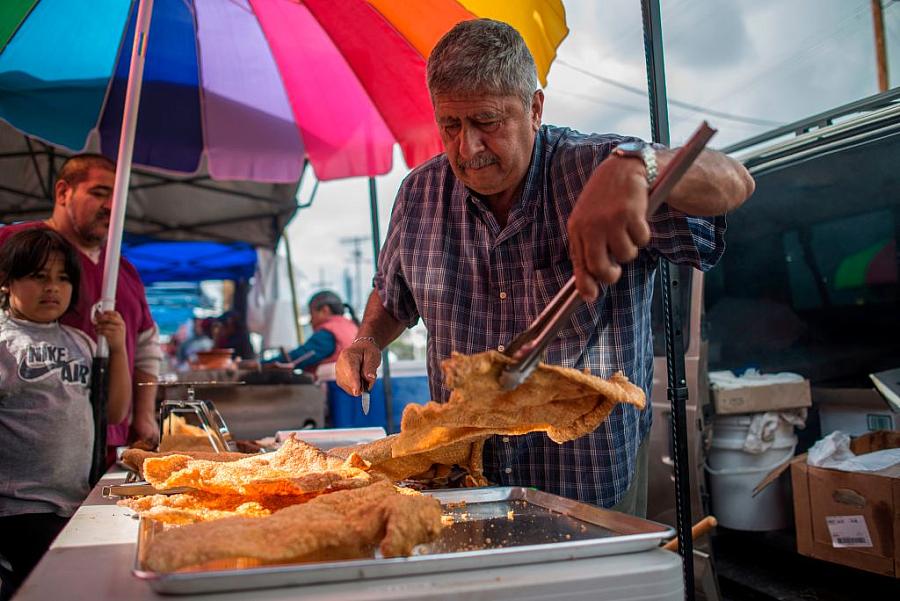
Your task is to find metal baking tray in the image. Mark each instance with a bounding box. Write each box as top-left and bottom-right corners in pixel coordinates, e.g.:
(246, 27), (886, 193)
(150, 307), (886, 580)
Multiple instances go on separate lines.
(276, 426), (388, 450)
(134, 486), (674, 595)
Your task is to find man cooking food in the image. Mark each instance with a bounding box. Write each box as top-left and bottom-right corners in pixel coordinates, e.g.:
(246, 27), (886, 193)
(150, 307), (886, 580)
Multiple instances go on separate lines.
(336, 19), (754, 516)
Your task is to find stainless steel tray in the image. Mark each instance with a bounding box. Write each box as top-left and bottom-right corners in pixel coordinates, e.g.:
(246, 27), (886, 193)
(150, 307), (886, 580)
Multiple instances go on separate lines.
(134, 486), (675, 595)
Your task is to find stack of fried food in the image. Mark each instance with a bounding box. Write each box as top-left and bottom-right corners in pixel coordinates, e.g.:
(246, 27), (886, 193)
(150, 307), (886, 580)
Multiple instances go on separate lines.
(123, 437), (444, 571)
(120, 437), (375, 524)
(122, 349), (645, 572)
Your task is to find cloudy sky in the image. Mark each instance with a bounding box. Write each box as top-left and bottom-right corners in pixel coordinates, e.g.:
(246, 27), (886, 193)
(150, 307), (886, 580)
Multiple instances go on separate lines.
(283, 0), (899, 317)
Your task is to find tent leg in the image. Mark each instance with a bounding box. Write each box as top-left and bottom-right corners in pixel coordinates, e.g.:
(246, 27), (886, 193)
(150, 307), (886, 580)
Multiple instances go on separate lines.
(368, 178), (394, 433)
(641, 2), (695, 600)
(91, 0), (154, 483)
(282, 229), (303, 344)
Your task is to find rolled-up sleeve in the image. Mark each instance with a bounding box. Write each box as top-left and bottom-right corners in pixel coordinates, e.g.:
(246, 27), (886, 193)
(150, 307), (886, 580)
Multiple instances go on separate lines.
(372, 187), (420, 328)
(134, 322), (163, 377)
(647, 206), (726, 272)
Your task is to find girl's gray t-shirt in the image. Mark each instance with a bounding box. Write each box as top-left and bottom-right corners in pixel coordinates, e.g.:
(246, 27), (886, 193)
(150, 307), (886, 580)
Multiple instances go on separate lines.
(0, 313), (95, 517)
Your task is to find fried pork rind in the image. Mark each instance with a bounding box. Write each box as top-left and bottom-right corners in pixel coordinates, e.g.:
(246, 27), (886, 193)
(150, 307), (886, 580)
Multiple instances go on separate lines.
(121, 448), (247, 479)
(392, 350), (646, 457)
(157, 414), (218, 452)
(141, 437), (377, 497)
(330, 435), (488, 487)
(143, 481), (443, 572)
(119, 490), (312, 525)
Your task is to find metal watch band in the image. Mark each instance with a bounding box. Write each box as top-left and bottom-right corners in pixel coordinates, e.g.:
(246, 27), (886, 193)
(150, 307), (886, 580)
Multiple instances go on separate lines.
(640, 144), (658, 187)
(614, 142), (658, 188)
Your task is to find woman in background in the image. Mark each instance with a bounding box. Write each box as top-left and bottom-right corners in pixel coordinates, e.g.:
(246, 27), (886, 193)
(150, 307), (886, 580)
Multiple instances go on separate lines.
(265, 290), (359, 373)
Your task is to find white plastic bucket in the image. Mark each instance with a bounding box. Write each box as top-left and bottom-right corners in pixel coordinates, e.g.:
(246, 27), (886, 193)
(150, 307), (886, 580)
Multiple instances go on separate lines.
(705, 415), (796, 531)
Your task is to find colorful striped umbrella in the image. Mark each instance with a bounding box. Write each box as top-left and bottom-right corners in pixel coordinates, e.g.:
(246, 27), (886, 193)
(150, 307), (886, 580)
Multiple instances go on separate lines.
(1, 0), (568, 480)
(0, 0), (568, 183)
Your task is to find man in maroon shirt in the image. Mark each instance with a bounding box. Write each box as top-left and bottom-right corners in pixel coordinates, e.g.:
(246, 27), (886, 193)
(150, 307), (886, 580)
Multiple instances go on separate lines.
(0, 154), (161, 452)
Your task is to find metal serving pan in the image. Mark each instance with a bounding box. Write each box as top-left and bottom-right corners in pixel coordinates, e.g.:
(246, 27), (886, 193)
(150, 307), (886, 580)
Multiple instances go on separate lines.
(134, 486), (674, 595)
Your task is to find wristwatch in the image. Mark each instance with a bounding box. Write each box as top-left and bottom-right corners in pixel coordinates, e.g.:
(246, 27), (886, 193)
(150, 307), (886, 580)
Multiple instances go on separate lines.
(612, 141), (658, 187)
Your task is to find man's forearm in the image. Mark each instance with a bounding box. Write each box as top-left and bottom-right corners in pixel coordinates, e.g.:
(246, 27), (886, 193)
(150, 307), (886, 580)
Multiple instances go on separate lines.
(657, 148), (754, 216)
(133, 368), (157, 421)
(357, 291), (406, 348)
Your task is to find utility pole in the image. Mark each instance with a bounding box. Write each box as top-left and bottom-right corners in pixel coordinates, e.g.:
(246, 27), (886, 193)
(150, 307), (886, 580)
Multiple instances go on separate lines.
(339, 236), (368, 316)
(311, 266), (329, 290)
(871, 0), (890, 92)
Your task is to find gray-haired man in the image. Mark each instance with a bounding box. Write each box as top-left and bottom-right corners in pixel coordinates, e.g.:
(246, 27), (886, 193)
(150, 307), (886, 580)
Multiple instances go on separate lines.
(337, 19), (753, 514)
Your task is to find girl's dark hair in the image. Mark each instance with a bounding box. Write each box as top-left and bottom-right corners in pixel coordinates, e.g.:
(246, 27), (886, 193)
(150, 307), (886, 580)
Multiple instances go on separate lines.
(308, 289), (359, 325)
(0, 228), (81, 310)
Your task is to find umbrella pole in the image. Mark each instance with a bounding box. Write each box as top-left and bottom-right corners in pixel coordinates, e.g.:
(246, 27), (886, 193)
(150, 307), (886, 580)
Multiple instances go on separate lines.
(282, 229), (304, 345)
(368, 178), (394, 433)
(90, 0), (155, 485)
(641, 2), (695, 600)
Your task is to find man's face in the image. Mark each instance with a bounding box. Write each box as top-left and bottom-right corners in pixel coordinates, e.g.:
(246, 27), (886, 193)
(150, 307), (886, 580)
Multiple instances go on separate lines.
(434, 90), (543, 198)
(57, 167), (114, 247)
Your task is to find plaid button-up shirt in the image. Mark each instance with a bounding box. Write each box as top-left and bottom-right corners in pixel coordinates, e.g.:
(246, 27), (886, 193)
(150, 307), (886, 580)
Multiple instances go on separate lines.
(375, 125), (725, 506)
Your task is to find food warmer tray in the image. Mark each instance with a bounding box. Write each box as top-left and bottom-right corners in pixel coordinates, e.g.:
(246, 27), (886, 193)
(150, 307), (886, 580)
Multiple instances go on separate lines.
(134, 486), (674, 595)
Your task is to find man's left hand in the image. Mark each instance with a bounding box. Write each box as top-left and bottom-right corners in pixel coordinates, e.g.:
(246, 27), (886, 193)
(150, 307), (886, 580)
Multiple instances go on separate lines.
(567, 157), (651, 299)
(131, 412), (159, 447)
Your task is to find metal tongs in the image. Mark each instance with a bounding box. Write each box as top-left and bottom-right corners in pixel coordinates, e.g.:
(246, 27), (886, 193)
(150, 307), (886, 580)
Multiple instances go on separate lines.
(499, 122), (717, 390)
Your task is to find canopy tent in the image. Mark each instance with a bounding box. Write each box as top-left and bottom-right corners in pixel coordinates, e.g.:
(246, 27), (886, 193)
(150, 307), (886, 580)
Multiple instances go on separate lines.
(121, 235), (258, 284)
(0, 119), (300, 249)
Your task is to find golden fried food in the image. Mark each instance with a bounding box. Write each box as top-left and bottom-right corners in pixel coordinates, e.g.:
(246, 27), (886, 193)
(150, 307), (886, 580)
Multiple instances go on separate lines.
(330, 436), (488, 487)
(392, 350), (645, 457)
(143, 481), (443, 572)
(142, 437), (377, 496)
(121, 448), (247, 479)
(158, 434), (217, 452)
(156, 414), (218, 452)
(119, 490), (312, 525)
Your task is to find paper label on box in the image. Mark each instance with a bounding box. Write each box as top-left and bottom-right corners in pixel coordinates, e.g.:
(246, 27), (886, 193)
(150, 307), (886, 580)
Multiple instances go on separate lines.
(825, 515), (873, 548)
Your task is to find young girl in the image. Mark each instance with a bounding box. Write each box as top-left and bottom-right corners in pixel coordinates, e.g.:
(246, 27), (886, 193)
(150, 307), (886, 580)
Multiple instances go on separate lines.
(0, 228), (130, 601)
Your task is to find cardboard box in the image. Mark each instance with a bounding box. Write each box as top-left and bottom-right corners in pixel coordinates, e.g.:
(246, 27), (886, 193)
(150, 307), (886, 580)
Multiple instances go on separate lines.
(814, 387), (897, 436)
(712, 378), (811, 415)
(791, 431), (900, 577)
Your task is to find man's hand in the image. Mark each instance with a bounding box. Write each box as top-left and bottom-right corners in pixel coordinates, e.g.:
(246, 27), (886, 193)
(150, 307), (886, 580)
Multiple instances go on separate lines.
(335, 339), (381, 396)
(132, 368), (159, 447)
(567, 157), (651, 300)
(131, 411), (159, 447)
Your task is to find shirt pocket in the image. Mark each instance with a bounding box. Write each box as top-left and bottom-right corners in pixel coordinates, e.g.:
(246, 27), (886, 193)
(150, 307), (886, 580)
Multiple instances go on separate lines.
(532, 260), (601, 357)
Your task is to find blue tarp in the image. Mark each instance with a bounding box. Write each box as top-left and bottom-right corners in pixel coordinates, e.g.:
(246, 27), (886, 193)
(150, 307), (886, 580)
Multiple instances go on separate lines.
(122, 235), (257, 284)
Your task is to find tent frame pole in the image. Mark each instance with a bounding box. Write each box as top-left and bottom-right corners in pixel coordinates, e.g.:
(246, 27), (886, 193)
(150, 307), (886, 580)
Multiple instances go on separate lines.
(368, 178), (394, 433)
(641, 2), (695, 600)
(90, 0), (154, 485)
(281, 229), (304, 345)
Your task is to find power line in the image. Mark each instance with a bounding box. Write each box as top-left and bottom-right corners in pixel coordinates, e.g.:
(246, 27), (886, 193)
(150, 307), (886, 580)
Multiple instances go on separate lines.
(556, 59), (783, 127)
(552, 87), (764, 134)
(702, 0), (874, 109)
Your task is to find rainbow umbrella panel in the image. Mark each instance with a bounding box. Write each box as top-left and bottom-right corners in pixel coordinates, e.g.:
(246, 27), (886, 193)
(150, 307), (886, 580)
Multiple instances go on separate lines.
(0, 0), (568, 183)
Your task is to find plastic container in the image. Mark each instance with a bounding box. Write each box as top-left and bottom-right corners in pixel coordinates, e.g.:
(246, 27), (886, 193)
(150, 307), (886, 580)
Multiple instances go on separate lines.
(317, 360), (430, 432)
(705, 414), (797, 531)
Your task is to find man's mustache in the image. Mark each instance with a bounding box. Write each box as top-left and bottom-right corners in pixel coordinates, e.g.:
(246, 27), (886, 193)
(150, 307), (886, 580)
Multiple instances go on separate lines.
(457, 153), (499, 170)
